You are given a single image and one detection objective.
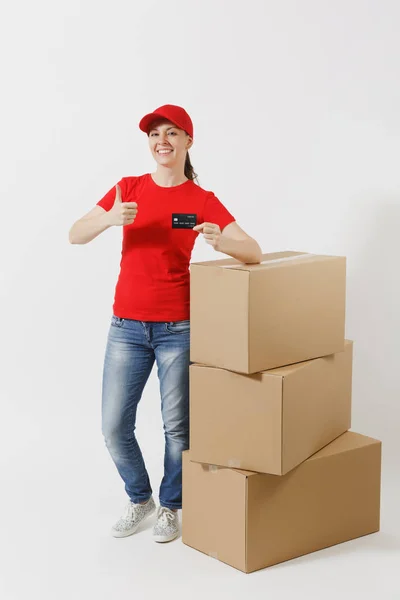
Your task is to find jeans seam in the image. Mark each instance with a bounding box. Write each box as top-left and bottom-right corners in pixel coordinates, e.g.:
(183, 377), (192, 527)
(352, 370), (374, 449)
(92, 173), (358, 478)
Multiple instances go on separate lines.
(165, 323), (191, 334)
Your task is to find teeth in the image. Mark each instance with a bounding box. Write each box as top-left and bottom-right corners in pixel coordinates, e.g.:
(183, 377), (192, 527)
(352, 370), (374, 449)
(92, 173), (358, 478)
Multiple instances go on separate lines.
(158, 149), (172, 154)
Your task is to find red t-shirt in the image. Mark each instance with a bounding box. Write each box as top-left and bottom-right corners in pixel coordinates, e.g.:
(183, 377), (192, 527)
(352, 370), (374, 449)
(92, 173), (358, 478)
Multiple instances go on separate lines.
(96, 172), (236, 321)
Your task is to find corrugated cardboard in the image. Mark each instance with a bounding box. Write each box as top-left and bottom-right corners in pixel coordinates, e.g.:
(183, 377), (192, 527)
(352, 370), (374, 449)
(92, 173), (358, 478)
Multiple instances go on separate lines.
(189, 340), (353, 475)
(182, 431), (381, 573)
(189, 251), (346, 373)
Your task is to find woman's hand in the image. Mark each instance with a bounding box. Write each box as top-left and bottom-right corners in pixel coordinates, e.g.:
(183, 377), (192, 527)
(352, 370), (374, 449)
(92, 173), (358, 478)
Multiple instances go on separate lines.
(107, 184), (138, 226)
(193, 222), (223, 251)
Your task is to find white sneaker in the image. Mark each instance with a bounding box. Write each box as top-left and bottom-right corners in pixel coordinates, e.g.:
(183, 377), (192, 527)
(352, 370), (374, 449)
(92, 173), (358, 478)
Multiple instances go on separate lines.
(152, 506), (180, 543)
(111, 496), (156, 538)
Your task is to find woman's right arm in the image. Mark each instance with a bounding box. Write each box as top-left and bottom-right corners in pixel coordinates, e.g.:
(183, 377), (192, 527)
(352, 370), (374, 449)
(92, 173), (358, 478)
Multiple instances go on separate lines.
(69, 183), (138, 244)
(68, 206), (113, 244)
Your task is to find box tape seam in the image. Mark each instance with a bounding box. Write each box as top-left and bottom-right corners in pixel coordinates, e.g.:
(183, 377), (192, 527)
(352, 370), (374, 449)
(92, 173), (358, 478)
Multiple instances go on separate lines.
(220, 253), (317, 268)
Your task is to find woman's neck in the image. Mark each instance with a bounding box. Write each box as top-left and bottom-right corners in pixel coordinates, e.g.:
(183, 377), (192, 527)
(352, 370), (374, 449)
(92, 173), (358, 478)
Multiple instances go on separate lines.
(151, 168), (188, 188)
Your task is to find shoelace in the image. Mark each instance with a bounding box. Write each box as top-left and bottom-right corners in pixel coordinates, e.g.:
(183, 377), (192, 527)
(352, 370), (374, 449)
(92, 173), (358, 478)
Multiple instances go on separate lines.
(122, 501), (145, 521)
(157, 507), (176, 525)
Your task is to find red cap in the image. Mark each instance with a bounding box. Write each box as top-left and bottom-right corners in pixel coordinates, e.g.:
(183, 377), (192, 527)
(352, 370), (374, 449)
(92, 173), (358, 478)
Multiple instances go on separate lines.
(139, 104), (194, 139)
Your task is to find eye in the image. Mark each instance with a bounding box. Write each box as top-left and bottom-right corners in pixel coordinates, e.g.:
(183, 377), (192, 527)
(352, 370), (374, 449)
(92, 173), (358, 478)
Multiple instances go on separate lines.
(150, 130), (177, 137)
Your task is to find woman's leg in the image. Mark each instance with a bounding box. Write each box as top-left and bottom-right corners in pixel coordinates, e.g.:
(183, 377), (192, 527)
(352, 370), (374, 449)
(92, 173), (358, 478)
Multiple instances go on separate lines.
(152, 320), (191, 510)
(101, 315), (155, 503)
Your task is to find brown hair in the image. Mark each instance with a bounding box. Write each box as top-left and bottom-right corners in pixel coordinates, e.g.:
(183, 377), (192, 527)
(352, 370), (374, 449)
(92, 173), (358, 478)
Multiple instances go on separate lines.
(184, 147), (199, 184)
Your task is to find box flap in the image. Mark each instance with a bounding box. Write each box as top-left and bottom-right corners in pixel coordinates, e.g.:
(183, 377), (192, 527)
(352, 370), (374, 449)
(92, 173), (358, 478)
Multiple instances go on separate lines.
(308, 430), (381, 461)
(191, 250), (308, 271)
(191, 340), (353, 379)
(191, 251), (346, 272)
(221, 252), (314, 270)
(199, 461), (259, 478)
(262, 340), (353, 377)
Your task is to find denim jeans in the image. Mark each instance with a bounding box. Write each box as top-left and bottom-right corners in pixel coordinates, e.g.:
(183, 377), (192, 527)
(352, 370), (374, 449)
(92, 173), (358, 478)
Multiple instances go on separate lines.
(101, 315), (191, 510)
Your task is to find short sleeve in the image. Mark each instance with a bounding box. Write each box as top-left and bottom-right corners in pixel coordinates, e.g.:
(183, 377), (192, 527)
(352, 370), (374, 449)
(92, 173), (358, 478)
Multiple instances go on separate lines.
(96, 176), (127, 212)
(203, 191), (236, 232)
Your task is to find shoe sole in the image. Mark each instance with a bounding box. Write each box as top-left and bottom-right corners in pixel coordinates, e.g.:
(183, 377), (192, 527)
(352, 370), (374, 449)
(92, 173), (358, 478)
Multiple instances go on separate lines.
(111, 505), (156, 538)
(153, 532), (179, 543)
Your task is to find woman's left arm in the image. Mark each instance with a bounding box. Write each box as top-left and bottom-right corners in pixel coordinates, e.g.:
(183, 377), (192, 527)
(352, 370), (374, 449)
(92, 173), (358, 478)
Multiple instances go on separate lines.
(193, 221), (262, 264)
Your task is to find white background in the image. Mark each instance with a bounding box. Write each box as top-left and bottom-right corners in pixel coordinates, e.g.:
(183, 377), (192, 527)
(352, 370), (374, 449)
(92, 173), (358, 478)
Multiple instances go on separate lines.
(1, 0), (399, 598)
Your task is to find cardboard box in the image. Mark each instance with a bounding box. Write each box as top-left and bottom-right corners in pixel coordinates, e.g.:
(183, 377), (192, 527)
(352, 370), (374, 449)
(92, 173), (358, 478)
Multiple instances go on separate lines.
(189, 251), (346, 374)
(182, 431), (381, 573)
(189, 340), (353, 475)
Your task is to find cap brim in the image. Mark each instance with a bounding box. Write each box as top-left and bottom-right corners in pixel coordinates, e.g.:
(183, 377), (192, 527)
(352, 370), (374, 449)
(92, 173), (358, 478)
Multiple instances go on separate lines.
(139, 112), (172, 134)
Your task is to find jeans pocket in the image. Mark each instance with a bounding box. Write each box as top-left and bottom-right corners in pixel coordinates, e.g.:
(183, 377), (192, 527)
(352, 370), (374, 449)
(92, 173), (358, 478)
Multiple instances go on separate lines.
(165, 319), (190, 334)
(111, 315), (125, 327)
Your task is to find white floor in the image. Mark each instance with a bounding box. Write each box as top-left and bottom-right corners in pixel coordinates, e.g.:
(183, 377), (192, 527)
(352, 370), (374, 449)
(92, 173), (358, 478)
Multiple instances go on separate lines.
(1, 409), (400, 600)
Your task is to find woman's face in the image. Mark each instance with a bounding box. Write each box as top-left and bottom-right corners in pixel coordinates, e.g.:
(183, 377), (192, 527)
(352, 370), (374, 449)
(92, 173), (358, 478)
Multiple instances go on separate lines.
(148, 119), (193, 167)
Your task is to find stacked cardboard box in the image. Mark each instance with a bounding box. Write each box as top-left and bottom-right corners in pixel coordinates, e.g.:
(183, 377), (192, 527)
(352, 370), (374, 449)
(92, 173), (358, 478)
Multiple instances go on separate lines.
(182, 251), (381, 573)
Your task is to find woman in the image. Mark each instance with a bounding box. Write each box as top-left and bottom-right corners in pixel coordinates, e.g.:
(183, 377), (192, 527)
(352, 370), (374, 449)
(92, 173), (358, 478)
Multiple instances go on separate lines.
(69, 104), (262, 543)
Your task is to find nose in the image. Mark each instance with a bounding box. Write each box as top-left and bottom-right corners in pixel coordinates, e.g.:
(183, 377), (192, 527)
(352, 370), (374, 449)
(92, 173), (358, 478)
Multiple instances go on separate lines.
(156, 136), (171, 150)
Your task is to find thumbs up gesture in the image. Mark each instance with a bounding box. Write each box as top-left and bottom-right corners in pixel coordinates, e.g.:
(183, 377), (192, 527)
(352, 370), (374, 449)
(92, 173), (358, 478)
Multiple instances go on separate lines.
(108, 184), (138, 226)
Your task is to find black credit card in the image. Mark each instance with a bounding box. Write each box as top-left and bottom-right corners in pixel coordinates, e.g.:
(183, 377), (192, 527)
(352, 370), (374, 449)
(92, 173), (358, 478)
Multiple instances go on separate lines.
(172, 213), (197, 229)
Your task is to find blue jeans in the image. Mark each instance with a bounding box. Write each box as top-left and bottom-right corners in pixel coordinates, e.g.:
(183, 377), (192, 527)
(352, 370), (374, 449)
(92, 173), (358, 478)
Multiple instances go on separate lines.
(101, 315), (191, 510)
